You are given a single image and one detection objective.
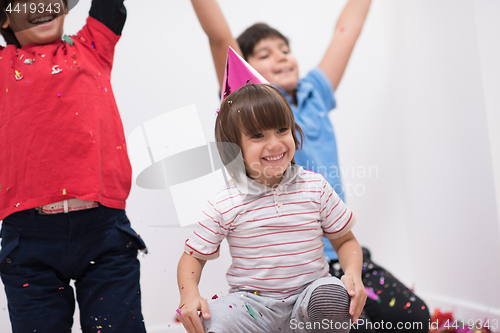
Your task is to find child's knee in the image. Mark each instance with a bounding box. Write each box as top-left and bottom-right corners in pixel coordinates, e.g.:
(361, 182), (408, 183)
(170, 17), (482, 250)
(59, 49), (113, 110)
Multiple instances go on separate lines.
(307, 284), (352, 332)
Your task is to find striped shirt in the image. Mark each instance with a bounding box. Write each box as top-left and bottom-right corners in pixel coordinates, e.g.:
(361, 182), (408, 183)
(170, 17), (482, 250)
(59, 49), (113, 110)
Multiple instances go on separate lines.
(184, 164), (356, 298)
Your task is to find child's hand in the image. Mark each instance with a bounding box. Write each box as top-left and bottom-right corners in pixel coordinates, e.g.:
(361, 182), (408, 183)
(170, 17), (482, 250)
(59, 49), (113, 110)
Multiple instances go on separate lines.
(176, 293), (211, 333)
(341, 274), (366, 322)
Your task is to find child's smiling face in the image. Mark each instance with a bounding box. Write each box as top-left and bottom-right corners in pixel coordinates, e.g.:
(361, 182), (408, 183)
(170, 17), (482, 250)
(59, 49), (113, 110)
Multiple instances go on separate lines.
(2, 0), (67, 46)
(240, 127), (295, 187)
(247, 37), (299, 97)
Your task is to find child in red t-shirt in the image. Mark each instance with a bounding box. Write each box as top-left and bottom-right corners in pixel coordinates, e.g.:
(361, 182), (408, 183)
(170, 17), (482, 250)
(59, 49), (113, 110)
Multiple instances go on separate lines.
(0, 1), (147, 332)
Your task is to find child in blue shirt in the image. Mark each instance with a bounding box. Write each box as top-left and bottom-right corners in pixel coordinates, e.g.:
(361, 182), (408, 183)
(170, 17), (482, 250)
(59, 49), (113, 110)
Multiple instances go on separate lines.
(189, 0), (431, 332)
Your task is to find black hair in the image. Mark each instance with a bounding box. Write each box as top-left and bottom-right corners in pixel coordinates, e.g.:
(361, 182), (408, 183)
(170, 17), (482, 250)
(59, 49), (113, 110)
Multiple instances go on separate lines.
(237, 23), (290, 61)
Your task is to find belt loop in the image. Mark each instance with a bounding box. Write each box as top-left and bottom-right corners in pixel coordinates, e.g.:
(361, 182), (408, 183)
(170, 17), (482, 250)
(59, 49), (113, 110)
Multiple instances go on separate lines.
(63, 200), (69, 213)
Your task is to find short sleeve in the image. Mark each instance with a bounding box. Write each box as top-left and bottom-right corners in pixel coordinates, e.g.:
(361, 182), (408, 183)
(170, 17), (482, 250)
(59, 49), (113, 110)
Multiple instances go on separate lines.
(319, 178), (356, 239)
(302, 67), (337, 111)
(184, 199), (228, 260)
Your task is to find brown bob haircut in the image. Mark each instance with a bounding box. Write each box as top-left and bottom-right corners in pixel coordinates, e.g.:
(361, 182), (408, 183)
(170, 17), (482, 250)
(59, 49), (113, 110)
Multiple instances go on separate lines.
(237, 23), (289, 61)
(0, 0), (68, 48)
(215, 84), (303, 177)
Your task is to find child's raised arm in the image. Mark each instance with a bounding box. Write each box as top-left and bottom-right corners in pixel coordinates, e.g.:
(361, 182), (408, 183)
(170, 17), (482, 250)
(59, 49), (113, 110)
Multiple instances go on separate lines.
(329, 231), (366, 322)
(89, 0), (127, 35)
(176, 253), (210, 333)
(318, 0), (372, 90)
(190, 0), (242, 91)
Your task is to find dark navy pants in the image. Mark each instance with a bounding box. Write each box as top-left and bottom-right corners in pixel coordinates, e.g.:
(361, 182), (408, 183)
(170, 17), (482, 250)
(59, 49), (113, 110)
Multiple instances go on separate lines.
(0, 205), (147, 333)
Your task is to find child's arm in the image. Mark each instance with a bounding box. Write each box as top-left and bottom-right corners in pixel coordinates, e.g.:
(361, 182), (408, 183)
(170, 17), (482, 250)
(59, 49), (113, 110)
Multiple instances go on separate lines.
(190, 0), (242, 91)
(318, 0), (372, 90)
(177, 253), (211, 333)
(330, 231), (366, 322)
(89, 0), (127, 35)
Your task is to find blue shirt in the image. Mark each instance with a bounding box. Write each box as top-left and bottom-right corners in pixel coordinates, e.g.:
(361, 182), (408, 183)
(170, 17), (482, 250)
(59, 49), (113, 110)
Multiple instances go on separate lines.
(277, 67), (343, 260)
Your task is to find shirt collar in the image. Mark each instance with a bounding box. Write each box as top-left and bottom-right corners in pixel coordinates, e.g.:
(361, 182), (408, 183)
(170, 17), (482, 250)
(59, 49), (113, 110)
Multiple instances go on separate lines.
(232, 164), (303, 196)
(274, 80), (314, 110)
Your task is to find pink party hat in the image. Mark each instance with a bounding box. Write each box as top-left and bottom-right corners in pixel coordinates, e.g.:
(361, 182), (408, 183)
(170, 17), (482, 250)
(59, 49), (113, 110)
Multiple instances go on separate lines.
(221, 46), (269, 100)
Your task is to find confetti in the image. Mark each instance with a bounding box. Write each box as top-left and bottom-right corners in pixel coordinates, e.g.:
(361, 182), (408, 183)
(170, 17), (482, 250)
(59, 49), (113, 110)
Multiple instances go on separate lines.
(404, 302), (411, 310)
(245, 305), (258, 319)
(63, 189), (67, 195)
(389, 297), (396, 307)
(23, 283), (29, 287)
(62, 35), (74, 46)
(15, 70), (23, 81)
(253, 291), (260, 296)
(212, 294), (218, 300)
(176, 309), (182, 317)
(52, 65), (62, 75)
(91, 42), (96, 49)
(24, 59), (32, 65)
(365, 287), (379, 301)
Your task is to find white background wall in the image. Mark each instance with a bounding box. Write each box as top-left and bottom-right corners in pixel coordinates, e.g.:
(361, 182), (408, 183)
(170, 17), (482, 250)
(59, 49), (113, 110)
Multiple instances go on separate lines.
(1, 0), (499, 331)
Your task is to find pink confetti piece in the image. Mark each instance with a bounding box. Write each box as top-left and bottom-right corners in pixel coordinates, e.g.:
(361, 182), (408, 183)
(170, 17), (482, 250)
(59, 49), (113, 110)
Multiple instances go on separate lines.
(365, 287), (379, 301)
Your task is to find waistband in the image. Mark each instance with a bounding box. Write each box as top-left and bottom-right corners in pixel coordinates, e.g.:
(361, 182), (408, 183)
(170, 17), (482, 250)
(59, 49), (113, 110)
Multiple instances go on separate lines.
(37, 199), (99, 214)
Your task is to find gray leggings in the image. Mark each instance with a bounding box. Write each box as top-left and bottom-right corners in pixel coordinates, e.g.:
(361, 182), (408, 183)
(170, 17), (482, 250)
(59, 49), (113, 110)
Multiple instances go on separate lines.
(202, 276), (352, 333)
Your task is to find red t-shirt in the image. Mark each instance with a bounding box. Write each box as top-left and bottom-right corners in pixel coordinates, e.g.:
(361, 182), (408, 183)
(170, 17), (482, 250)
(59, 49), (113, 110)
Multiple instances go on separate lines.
(0, 17), (131, 220)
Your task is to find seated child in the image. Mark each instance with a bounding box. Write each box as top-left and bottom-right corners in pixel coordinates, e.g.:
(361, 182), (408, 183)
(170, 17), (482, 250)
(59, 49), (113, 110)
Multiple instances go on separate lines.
(189, 1), (431, 331)
(176, 83), (366, 333)
(0, 1), (147, 332)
